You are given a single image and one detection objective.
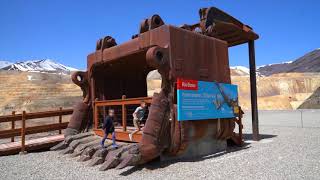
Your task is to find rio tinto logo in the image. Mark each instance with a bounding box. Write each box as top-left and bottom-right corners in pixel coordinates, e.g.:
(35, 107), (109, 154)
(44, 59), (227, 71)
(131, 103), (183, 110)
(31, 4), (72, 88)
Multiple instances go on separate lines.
(177, 78), (198, 90)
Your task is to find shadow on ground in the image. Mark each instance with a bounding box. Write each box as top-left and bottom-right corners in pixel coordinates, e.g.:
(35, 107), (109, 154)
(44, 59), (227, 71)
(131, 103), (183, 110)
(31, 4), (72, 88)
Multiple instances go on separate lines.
(243, 133), (277, 141)
(120, 133), (277, 176)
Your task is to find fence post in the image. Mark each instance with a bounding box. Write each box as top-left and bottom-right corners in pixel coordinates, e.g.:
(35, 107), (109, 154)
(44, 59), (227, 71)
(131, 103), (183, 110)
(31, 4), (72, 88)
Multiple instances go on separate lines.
(59, 107), (62, 134)
(11, 111), (15, 142)
(20, 111), (27, 154)
(122, 95), (127, 131)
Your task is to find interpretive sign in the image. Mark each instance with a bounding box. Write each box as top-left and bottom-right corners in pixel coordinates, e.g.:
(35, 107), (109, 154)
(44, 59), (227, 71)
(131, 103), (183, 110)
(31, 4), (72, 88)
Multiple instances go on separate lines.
(177, 78), (238, 121)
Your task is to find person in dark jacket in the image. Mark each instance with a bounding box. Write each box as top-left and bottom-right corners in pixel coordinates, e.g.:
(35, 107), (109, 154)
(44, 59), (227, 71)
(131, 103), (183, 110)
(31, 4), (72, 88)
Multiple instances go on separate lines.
(101, 109), (117, 148)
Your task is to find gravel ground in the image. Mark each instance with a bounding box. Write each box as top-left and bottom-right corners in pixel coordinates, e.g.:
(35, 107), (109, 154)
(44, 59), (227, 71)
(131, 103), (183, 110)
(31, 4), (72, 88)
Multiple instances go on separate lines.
(1, 122), (320, 179)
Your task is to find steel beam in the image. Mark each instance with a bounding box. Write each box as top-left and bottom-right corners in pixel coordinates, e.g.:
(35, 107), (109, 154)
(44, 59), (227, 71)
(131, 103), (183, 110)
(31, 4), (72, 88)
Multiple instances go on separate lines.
(248, 40), (259, 141)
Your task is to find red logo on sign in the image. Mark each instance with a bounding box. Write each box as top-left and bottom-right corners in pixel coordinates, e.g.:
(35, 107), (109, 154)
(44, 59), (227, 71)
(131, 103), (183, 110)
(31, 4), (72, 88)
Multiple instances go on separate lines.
(177, 78), (198, 90)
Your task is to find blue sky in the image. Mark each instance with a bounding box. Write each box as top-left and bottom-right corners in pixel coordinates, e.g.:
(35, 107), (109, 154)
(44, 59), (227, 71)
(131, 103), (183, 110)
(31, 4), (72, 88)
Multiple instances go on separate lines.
(0, 0), (319, 69)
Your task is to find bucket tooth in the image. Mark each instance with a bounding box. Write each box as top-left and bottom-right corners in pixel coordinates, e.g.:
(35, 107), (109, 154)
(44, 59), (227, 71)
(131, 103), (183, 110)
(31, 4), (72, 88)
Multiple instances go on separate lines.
(99, 156), (120, 171)
(51, 132), (94, 151)
(116, 153), (140, 169)
(99, 145), (129, 171)
(69, 136), (97, 150)
(78, 155), (91, 162)
(99, 151), (121, 170)
(60, 146), (74, 155)
(50, 141), (68, 151)
(88, 157), (105, 167)
(70, 139), (100, 158)
(78, 144), (102, 162)
(87, 144), (112, 166)
(65, 132), (94, 144)
(59, 135), (97, 155)
(66, 140), (81, 152)
(115, 144), (141, 169)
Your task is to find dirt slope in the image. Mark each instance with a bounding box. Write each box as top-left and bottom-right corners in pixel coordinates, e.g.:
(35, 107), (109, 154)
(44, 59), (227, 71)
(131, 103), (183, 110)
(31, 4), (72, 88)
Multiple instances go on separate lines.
(0, 71), (82, 115)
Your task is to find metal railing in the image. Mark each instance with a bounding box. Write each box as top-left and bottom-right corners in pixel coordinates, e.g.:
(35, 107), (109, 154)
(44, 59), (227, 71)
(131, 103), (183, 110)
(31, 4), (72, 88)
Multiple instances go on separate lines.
(94, 96), (152, 132)
(0, 107), (73, 152)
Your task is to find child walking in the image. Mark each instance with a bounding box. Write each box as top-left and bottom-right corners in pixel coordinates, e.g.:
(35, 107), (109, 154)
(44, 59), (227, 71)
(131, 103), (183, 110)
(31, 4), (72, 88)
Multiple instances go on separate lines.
(129, 101), (147, 141)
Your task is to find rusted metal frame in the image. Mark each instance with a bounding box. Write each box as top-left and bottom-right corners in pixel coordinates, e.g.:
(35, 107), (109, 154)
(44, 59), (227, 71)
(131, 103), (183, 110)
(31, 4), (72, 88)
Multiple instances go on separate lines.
(94, 96), (152, 131)
(95, 97), (152, 106)
(122, 95), (127, 131)
(203, 19), (257, 47)
(90, 77), (97, 130)
(21, 111), (26, 153)
(94, 101), (98, 130)
(228, 40), (249, 47)
(238, 115), (243, 145)
(215, 30), (240, 39)
(236, 106), (243, 145)
(11, 111), (15, 142)
(94, 128), (142, 142)
(248, 40), (259, 141)
(96, 38), (141, 65)
(224, 33), (245, 43)
(213, 20), (258, 39)
(95, 48), (148, 69)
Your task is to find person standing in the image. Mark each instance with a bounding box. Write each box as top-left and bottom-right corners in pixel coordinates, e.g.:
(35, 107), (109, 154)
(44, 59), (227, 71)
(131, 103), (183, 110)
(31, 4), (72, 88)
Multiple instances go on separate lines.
(129, 101), (147, 141)
(101, 109), (118, 148)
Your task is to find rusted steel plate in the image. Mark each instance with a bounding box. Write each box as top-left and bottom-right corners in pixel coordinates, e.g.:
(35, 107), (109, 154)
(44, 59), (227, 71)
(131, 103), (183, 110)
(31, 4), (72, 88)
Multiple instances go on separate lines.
(198, 7), (258, 47)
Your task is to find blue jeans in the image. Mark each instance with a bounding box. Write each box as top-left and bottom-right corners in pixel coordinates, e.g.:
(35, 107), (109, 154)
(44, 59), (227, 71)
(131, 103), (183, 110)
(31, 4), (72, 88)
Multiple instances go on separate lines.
(101, 130), (116, 147)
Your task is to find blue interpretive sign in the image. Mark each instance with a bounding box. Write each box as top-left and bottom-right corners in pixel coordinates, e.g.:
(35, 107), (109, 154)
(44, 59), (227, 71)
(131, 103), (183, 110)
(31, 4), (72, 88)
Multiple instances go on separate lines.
(177, 78), (238, 121)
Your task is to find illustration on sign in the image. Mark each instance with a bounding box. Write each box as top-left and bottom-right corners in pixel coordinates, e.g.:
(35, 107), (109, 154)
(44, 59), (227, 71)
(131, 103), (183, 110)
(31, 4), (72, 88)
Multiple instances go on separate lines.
(177, 78), (238, 121)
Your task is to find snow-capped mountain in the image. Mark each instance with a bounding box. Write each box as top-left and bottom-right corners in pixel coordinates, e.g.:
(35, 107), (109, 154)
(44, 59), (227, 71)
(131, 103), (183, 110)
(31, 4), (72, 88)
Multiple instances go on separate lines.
(231, 48), (320, 77)
(257, 49), (320, 76)
(230, 66), (250, 76)
(0, 61), (13, 69)
(1, 59), (78, 74)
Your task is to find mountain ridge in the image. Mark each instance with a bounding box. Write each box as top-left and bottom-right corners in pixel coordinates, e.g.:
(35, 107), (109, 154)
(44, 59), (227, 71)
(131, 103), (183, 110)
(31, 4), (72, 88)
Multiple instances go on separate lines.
(0, 61), (13, 69)
(1, 48), (320, 76)
(0, 59), (78, 74)
(257, 49), (320, 76)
